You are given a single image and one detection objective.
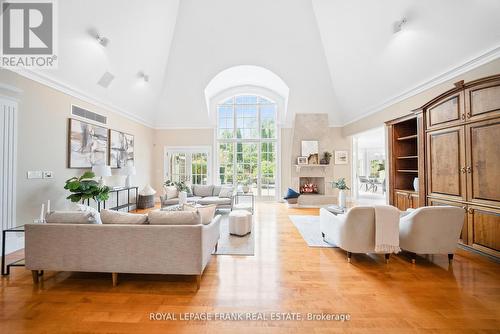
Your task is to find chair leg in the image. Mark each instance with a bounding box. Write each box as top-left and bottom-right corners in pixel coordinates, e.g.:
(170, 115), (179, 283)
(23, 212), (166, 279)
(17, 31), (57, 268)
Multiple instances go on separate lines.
(384, 253), (390, 264)
(448, 254), (454, 264)
(347, 252), (352, 263)
(112, 273), (118, 287)
(410, 252), (416, 264)
(31, 270), (39, 284)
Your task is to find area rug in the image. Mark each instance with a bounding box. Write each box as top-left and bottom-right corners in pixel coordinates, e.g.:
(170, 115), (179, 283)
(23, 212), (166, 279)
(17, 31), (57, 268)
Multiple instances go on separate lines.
(288, 215), (337, 248)
(214, 213), (255, 256)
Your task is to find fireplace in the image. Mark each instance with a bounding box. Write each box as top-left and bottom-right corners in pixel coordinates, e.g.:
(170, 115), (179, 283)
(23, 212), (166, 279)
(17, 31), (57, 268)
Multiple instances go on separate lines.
(299, 177), (325, 195)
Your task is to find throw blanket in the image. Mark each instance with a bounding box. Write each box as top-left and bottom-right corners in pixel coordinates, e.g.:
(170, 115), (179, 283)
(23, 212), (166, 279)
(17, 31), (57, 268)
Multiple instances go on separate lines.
(374, 205), (401, 253)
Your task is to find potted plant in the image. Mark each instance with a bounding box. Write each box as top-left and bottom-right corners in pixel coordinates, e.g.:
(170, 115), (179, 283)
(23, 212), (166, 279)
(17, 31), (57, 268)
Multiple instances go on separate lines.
(320, 151), (332, 165)
(164, 180), (191, 205)
(330, 177), (350, 208)
(64, 171), (110, 203)
(241, 179), (251, 193)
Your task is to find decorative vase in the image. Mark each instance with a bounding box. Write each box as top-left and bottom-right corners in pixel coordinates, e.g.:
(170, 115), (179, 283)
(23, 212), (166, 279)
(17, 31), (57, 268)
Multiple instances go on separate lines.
(413, 177), (419, 192)
(242, 185), (250, 193)
(179, 191), (188, 205)
(338, 190), (346, 208)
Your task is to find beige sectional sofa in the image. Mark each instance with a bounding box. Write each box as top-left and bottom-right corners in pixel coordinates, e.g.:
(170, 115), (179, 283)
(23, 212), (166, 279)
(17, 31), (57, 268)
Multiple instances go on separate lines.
(25, 210), (221, 289)
(161, 184), (233, 209)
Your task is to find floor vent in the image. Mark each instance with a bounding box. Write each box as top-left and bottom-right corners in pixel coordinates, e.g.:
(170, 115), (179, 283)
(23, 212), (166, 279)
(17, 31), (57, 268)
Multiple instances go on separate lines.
(71, 105), (107, 125)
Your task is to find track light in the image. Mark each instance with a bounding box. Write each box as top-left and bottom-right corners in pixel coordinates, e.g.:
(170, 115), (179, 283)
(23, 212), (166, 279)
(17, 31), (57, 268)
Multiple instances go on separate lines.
(138, 71), (149, 83)
(393, 17), (407, 34)
(96, 34), (109, 47)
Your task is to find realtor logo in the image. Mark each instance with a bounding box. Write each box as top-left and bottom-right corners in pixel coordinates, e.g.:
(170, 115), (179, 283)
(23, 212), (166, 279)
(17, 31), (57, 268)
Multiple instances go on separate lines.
(1, 0), (58, 68)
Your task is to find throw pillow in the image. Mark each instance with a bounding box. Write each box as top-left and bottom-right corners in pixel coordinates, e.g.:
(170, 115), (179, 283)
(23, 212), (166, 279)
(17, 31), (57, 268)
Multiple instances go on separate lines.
(284, 188), (300, 199)
(76, 204), (102, 224)
(165, 185), (178, 200)
(183, 204), (216, 225)
(148, 210), (201, 225)
(212, 185), (222, 196)
(192, 185), (214, 197)
(100, 209), (148, 224)
(218, 186), (233, 198)
(45, 211), (94, 224)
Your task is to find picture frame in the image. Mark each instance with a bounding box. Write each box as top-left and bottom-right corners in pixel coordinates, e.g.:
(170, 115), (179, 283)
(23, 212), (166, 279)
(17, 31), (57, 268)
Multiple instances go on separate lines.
(68, 118), (108, 168)
(109, 129), (135, 168)
(297, 156), (308, 165)
(334, 150), (348, 165)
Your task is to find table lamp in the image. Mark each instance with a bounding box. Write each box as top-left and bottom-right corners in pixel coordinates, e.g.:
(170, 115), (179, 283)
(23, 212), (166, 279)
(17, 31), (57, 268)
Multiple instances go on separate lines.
(92, 164), (112, 186)
(121, 165), (136, 188)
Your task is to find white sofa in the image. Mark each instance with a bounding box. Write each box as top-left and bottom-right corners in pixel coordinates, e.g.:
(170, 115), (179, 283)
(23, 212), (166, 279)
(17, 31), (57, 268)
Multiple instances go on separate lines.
(25, 214), (221, 289)
(399, 206), (465, 263)
(320, 206), (395, 263)
(161, 184), (233, 209)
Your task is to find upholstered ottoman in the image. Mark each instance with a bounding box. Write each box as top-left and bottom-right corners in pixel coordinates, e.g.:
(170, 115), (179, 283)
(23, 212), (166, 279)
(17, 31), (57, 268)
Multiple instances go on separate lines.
(228, 210), (252, 236)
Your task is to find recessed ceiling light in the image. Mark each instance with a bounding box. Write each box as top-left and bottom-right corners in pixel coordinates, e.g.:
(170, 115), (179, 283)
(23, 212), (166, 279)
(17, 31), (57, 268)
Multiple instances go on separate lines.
(393, 17), (407, 34)
(138, 71), (149, 83)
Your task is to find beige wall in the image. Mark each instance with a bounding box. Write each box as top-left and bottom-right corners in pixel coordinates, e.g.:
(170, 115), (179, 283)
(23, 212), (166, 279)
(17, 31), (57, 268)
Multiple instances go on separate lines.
(342, 58), (500, 137)
(152, 128), (214, 193)
(0, 70), (154, 225)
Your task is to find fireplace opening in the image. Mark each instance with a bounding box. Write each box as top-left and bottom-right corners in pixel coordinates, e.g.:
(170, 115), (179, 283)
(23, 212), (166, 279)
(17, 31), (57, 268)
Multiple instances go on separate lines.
(299, 177), (325, 195)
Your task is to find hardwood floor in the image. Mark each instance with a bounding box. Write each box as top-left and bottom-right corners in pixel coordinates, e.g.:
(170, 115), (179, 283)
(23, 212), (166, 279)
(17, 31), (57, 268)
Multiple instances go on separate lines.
(1, 202), (499, 333)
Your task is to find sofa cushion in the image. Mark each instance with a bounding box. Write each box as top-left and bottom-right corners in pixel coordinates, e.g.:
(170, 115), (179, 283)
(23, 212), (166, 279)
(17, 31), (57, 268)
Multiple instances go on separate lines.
(162, 196), (201, 206)
(164, 185), (178, 200)
(76, 204), (102, 224)
(212, 185), (222, 196)
(219, 186), (233, 198)
(100, 209), (148, 225)
(45, 211), (94, 224)
(192, 185), (214, 197)
(183, 204), (217, 225)
(197, 196), (232, 206)
(148, 210), (201, 225)
(284, 188), (300, 199)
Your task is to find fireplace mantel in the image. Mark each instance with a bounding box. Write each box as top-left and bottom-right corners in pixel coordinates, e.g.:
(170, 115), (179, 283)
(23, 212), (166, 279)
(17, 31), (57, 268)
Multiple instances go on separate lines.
(294, 164), (330, 173)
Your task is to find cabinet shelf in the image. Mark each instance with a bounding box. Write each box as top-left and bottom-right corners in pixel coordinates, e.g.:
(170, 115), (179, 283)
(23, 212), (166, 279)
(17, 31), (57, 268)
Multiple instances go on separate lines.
(397, 134), (418, 141)
(397, 155), (418, 159)
(397, 169), (419, 173)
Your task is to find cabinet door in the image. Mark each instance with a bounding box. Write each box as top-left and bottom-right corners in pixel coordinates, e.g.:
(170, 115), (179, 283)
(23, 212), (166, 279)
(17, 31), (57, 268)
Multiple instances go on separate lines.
(465, 119), (500, 207)
(426, 126), (467, 201)
(426, 92), (465, 130)
(468, 205), (500, 258)
(465, 80), (500, 122)
(395, 191), (410, 211)
(409, 193), (419, 209)
(428, 198), (468, 244)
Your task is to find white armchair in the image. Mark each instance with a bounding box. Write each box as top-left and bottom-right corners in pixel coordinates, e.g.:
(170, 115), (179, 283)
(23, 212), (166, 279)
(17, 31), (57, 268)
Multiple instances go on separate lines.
(320, 207), (392, 263)
(399, 206), (465, 264)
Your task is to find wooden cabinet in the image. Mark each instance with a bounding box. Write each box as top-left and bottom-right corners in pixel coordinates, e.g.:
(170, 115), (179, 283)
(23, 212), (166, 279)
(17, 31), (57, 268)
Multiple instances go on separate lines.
(428, 198), (468, 244)
(465, 118), (500, 207)
(467, 205), (500, 258)
(465, 79), (500, 122)
(426, 91), (465, 130)
(426, 126), (466, 202)
(395, 190), (418, 211)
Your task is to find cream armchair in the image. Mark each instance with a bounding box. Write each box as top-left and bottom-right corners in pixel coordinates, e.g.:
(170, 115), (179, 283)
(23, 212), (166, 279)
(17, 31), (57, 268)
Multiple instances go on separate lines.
(399, 206), (465, 264)
(320, 207), (392, 263)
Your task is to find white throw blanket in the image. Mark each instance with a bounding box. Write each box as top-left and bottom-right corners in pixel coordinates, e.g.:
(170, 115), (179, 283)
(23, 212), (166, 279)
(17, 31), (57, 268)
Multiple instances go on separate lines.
(374, 205), (401, 253)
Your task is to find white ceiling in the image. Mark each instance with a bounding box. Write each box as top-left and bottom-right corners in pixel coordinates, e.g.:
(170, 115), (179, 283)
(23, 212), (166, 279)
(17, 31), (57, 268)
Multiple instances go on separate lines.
(21, 0), (500, 128)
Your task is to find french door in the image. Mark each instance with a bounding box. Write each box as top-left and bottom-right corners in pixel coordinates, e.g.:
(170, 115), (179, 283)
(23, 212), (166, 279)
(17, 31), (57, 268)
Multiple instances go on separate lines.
(165, 147), (211, 185)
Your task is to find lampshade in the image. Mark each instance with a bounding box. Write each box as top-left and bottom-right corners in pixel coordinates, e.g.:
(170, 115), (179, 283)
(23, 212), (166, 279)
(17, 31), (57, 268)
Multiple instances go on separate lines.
(92, 165), (112, 177)
(120, 165), (136, 176)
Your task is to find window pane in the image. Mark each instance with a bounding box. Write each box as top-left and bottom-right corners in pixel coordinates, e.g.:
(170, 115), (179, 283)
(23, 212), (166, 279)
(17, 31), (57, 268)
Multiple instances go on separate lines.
(235, 95), (258, 105)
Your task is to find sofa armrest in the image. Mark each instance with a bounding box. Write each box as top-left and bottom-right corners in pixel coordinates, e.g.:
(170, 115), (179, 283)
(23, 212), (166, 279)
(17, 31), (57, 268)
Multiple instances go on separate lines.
(201, 215), (221, 270)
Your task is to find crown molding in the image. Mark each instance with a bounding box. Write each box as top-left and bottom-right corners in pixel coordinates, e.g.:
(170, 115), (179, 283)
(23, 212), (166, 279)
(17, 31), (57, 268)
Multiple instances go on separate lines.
(154, 125), (215, 130)
(342, 45), (500, 127)
(10, 68), (155, 129)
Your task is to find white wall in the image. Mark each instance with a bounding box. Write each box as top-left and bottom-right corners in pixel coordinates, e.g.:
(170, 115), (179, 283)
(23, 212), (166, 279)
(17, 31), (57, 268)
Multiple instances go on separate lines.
(0, 69), (154, 228)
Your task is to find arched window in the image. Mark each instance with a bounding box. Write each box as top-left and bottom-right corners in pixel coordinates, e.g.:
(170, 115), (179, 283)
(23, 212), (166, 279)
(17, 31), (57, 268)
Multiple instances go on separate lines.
(217, 94), (277, 198)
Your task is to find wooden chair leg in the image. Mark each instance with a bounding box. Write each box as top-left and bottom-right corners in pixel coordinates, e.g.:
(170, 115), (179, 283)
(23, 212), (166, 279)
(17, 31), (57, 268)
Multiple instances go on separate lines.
(448, 254), (454, 264)
(112, 273), (118, 287)
(31, 270), (39, 284)
(347, 252), (352, 263)
(385, 253), (390, 264)
(195, 275), (201, 290)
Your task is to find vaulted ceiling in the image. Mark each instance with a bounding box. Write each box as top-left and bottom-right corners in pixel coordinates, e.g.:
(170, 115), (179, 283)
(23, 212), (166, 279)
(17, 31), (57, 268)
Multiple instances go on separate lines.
(22, 0), (500, 128)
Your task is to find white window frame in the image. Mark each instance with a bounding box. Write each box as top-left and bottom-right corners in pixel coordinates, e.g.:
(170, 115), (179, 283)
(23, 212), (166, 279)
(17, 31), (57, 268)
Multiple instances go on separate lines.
(164, 146), (212, 185)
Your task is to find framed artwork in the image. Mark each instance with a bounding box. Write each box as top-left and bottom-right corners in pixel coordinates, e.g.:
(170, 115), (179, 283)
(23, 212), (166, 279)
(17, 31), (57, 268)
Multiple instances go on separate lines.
(301, 140), (318, 157)
(334, 150), (348, 165)
(109, 129), (134, 168)
(297, 156), (308, 165)
(68, 119), (108, 168)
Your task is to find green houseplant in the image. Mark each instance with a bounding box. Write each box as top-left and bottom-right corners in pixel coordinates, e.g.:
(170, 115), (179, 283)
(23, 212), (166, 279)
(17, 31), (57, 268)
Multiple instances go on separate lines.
(64, 171), (110, 203)
(330, 177), (350, 208)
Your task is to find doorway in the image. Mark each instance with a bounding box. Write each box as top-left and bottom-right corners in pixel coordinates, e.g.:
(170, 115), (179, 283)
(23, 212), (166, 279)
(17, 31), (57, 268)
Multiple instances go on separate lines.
(165, 147), (212, 185)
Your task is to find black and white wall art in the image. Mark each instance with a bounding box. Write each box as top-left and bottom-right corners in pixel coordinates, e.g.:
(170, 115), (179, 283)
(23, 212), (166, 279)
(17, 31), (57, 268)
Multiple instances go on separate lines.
(68, 119), (108, 168)
(109, 130), (134, 168)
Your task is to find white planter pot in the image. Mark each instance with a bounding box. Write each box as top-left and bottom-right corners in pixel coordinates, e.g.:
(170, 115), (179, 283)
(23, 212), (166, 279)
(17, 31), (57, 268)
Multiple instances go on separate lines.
(179, 191), (188, 205)
(242, 185), (250, 193)
(338, 190), (346, 208)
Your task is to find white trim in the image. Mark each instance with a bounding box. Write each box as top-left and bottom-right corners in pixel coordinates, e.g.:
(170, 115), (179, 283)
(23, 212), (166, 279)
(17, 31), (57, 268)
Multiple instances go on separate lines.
(164, 146), (213, 185)
(10, 68), (155, 128)
(342, 45), (500, 126)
